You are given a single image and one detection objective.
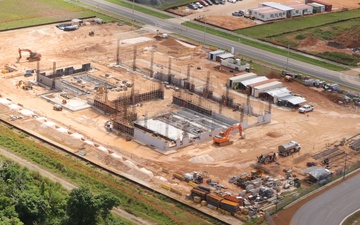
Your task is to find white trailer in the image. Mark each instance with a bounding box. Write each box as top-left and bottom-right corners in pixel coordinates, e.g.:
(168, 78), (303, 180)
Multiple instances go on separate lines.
(221, 58), (250, 72)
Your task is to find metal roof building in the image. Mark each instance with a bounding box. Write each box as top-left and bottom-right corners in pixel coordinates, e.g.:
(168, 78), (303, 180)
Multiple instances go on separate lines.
(250, 7), (286, 21)
(215, 53), (234, 62)
(238, 76), (268, 90)
(227, 72), (257, 88)
(278, 95), (307, 105)
(208, 50), (225, 61)
(251, 1), (313, 21)
(260, 2), (293, 11)
(252, 81), (283, 98)
(283, 2), (313, 16)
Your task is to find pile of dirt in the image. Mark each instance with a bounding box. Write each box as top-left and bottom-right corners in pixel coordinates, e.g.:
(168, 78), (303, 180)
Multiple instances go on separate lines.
(266, 132), (283, 138)
(87, 43), (107, 52)
(266, 71), (282, 79)
(298, 36), (318, 48)
(335, 26), (360, 48)
(160, 38), (184, 48)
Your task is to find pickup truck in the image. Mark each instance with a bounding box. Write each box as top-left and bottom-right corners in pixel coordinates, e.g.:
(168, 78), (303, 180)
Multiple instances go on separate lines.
(298, 104), (314, 113)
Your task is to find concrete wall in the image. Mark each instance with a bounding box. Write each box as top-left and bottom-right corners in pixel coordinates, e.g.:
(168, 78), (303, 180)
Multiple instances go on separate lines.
(38, 74), (53, 87)
(134, 128), (169, 151)
(212, 111), (239, 126)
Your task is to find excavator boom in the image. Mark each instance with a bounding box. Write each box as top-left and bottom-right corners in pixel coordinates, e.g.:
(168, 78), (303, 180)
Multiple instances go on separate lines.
(17, 48), (42, 62)
(213, 123), (243, 146)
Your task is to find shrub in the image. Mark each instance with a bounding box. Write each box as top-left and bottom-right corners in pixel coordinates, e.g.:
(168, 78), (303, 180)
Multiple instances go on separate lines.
(295, 34), (307, 40)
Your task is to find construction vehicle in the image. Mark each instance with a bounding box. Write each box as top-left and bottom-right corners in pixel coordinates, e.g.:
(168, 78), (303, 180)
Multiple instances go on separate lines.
(184, 172), (203, 184)
(213, 123), (244, 146)
(17, 80), (33, 90)
(53, 104), (63, 111)
(17, 48), (42, 62)
(278, 141), (301, 157)
(257, 152), (278, 164)
(24, 69), (35, 77)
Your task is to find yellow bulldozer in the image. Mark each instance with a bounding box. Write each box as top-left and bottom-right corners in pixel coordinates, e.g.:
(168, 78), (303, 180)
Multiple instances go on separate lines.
(17, 80), (33, 90)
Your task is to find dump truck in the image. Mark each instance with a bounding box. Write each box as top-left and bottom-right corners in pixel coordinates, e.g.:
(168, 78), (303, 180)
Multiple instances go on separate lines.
(278, 141), (300, 156)
(257, 152), (277, 164)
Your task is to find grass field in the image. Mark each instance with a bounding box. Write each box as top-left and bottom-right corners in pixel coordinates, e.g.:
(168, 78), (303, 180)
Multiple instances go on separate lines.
(0, 123), (224, 225)
(236, 8), (360, 39)
(106, 0), (173, 19)
(182, 21), (347, 71)
(0, 0), (120, 30)
(343, 210), (360, 225)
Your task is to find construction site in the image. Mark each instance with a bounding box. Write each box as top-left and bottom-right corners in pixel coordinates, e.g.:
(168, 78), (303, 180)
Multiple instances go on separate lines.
(1, 18), (360, 223)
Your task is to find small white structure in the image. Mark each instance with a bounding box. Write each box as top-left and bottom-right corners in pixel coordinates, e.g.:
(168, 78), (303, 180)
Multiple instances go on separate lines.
(215, 53), (234, 62)
(308, 2), (325, 12)
(208, 50), (225, 61)
(251, 7), (287, 21)
(283, 2), (313, 16)
(251, 1), (313, 21)
(221, 58), (250, 72)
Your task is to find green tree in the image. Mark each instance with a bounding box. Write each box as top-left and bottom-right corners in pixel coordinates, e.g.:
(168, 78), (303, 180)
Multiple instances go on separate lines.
(66, 187), (120, 225)
(0, 196), (23, 225)
(95, 192), (120, 221)
(15, 191), (50, 225)
(66, 187), (97, 225)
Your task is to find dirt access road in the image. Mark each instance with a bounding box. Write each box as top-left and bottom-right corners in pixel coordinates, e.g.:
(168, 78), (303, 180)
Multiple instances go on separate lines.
(0, 146), (154, 225)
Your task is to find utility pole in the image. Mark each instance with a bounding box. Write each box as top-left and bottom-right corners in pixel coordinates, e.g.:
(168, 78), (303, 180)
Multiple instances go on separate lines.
(343, 153), (347, 179)
(286, 44), (290, 71)
(132, 0), (135, 23)
(116, 39), (120, 65)
(132, 46), (137, 71)
(150, 50), (154, 78)
(203, 17), (207, 46)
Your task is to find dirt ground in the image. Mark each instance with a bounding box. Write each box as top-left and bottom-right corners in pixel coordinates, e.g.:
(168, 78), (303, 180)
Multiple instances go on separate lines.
(1, 21), (360, 224)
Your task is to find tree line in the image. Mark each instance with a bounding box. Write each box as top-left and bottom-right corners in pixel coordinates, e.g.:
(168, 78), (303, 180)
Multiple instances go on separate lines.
(0, 160), (123, 225)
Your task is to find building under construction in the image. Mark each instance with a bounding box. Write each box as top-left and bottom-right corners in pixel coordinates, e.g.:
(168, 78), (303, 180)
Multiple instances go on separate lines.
(34, 60), (271, 152)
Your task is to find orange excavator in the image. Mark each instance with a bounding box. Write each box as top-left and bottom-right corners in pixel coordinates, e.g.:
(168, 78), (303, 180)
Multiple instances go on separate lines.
(213, 123), (244, 146)
(17, 48), (42, 62)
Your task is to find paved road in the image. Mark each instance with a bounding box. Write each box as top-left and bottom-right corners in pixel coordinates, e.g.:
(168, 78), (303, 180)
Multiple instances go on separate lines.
(79, 0), (360, 90)
(0, 146), (154, 225)
(291, 172), (360, 225)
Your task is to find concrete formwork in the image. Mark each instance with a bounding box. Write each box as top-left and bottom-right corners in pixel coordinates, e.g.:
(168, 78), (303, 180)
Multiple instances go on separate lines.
(113, 89), (164, 105)
(113, 120), (135, 136)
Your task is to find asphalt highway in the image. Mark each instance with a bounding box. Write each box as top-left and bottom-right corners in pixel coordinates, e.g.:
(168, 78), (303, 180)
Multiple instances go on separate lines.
(291, 172), (360, 225)
(79, 0), (360, 90)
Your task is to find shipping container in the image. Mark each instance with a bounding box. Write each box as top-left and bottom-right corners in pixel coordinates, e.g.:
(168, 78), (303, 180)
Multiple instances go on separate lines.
(223, 194), (242, 204)
(206, 193), (223, 208)
(191, 188), (208, 200)
(220, 199), (239, 214)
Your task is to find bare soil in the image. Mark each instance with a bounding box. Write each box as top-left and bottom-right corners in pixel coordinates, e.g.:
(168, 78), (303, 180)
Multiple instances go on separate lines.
(0, 21), (360, 224)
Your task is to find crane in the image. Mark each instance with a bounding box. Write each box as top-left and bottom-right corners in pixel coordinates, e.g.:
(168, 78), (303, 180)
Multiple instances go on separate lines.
(17, 48), (42, 62)
(213, 123), (244, 146)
